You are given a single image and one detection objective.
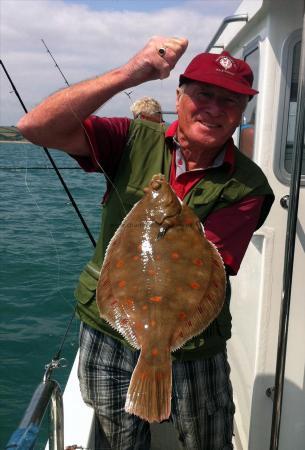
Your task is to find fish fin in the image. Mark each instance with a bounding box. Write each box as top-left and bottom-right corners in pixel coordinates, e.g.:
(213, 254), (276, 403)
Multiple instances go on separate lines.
(125, 351), (172, 423)
(171, 244), (226, 351)
(97, 263), (140, 349)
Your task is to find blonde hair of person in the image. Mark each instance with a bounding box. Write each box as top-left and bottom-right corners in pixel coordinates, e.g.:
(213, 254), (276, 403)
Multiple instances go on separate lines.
(130, 97), (163, 123)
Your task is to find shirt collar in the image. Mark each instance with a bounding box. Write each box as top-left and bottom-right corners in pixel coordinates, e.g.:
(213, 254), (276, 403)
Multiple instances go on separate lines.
(166, 120), (235, 173)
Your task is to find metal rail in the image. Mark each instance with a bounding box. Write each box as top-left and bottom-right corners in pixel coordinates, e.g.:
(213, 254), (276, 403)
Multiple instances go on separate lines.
(5, 379), (64, 450)
(269, 6), (305, 450)
(205, 14), (248, 52)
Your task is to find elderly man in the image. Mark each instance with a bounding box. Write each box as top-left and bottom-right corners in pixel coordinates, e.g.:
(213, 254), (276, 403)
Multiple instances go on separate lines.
(18, 36), (274, 450)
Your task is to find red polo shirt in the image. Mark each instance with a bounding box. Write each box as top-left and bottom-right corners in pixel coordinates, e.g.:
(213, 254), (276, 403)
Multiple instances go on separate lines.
(73, 116), (264, 275)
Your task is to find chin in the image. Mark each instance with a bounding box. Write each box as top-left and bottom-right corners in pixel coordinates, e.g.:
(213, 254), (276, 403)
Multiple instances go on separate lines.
(192, 131), (222, 147)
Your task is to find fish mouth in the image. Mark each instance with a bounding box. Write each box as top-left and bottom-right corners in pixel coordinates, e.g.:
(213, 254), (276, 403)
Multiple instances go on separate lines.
(150, 174), (166, 191)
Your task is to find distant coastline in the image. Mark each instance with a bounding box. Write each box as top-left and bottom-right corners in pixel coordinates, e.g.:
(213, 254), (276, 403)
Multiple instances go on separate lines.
(0, 126), (27, 143)
(0, 140), (28, 144)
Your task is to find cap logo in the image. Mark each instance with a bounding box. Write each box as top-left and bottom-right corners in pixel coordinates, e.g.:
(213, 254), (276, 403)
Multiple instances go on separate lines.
(218, 56), (233, 70)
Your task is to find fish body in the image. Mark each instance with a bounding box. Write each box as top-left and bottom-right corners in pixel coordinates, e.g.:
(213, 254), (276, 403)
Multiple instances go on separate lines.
(96, 174), (226, 422)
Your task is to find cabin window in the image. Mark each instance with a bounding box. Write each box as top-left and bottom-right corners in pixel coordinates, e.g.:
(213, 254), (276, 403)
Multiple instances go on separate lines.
(239, 46), (259, 160)
(276, 31), (305, 184)
(284, 40), (305, 175)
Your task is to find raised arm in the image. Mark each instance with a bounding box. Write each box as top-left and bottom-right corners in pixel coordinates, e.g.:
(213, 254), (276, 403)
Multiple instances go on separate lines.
(17, 36), (188, 156)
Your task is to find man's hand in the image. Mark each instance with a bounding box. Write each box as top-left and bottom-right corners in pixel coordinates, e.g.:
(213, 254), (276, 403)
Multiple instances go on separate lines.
(17, 36), (188, 156)
(123, 36), (188, 86)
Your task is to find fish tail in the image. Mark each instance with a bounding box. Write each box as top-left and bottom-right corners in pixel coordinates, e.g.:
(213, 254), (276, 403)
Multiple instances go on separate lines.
(125, 351), (172, 423)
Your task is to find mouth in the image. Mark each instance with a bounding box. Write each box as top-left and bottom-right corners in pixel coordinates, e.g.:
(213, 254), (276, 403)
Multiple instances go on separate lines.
(198, 121), (221, 129)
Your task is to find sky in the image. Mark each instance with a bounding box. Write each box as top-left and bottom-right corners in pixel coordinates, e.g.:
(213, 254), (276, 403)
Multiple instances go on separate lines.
(1, 0), (242, 126)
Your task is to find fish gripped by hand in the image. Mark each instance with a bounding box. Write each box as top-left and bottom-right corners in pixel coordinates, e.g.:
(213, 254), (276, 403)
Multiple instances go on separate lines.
(96, 174), (226, 423)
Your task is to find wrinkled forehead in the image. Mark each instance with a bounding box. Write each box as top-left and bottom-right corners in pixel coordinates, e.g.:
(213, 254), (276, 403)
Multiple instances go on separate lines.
(182, 81), (247, 99)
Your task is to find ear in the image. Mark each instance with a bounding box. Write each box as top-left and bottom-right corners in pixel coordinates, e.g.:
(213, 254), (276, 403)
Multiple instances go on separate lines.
(176, 88), (182, 112)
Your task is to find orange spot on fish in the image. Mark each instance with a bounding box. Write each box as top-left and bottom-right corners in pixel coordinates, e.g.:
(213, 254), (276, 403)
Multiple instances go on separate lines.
(149, 296), (162, 303)
(120, 318), (128, 326)
(132, 255), (140, 261)
(190, 281), (200, 289)
(155, 254), (161, 260)
(115, 259), (125, 268)
(150, 319), (156, 327)
(184, 216), (193, 224)
(151, 347), (159, 357)
(193, 258), (203, 266)
(111, 299), (119, 306)
(171, 252), (180, 260)
(148, 269), (156, 276)
(179, 331), (184, 338)
(134, 322), (142, 332)
(178, 311), (187, 320)
(142, 304), (148, 311)
(118, 280), (126, 288)
(125, 298), (134, 307)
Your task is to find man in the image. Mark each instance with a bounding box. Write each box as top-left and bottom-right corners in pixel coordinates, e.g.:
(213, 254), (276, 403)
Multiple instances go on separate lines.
(130, 96), (164, 123)
(18, 36), (274, 450)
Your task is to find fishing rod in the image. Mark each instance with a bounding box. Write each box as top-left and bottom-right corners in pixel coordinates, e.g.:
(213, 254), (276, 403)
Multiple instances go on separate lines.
(0, 59), (96, 248)
(41, 38), (70, 86)
(0, 60), (92, 400)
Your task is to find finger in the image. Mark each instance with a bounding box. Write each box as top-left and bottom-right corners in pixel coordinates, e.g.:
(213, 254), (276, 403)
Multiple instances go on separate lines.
(162, 37), (188, 58)
(159, 65), (171, 80)
(156, 37), (188, 71)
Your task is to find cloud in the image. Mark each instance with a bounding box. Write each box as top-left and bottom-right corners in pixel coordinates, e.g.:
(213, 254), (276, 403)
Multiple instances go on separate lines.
(1, 0), (240, 125)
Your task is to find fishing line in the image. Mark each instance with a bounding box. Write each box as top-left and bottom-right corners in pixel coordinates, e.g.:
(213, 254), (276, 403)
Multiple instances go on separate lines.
(1, 59), (89, 382)
(0, 59), (96, 247)
(65, 96), (128, 216)
(23, 156), (77, 318)
(51, 304), (77, 363)
(23, 157), (66, 312)
(41, 38), (128, 217)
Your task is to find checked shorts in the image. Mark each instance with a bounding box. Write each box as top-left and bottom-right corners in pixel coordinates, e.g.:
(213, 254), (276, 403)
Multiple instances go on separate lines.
(78, 322), (235, 450)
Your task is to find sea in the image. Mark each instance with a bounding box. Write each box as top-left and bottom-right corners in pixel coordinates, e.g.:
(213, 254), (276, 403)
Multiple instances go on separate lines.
(0, 141), (105, 448)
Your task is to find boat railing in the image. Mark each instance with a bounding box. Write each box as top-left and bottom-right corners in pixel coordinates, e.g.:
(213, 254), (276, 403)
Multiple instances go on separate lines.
(5, 360), (64, 450)
(205, 14), (248, 52)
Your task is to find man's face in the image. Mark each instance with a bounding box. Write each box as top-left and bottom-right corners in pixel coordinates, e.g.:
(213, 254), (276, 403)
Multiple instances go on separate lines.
(176, 82), (248, 150)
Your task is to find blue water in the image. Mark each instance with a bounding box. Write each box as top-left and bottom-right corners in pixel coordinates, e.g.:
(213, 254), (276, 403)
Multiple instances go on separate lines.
(0, 142), (105, 448)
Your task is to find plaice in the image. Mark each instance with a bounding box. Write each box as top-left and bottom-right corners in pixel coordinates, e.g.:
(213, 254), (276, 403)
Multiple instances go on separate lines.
(96, 174), (226, 423)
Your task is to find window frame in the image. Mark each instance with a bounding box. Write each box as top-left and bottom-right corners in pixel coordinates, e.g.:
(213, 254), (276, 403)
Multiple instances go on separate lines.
(274, 29), (304, 186)
(239, 37), (261, 160)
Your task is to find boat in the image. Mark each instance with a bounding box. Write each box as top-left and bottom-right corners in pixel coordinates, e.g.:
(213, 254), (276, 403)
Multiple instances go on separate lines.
(5, 0), (305, 448)
(213, 0), (305, 448)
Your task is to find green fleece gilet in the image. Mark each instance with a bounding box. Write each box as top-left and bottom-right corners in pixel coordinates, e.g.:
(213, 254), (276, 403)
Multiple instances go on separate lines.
(75, 119), (274, 360)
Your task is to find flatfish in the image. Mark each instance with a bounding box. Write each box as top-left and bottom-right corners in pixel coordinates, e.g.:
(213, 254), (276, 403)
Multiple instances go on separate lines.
(96, 174), (226, 422)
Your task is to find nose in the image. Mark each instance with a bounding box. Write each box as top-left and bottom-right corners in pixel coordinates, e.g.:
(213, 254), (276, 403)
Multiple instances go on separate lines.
(203, 97), (223, 117)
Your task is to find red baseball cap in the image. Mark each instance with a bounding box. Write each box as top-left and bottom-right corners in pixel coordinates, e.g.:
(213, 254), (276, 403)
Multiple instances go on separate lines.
(179, 51), (258, 97)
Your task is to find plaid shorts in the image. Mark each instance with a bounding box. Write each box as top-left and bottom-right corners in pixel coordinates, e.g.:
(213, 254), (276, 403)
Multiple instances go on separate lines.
(78, 323), (235, 450)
